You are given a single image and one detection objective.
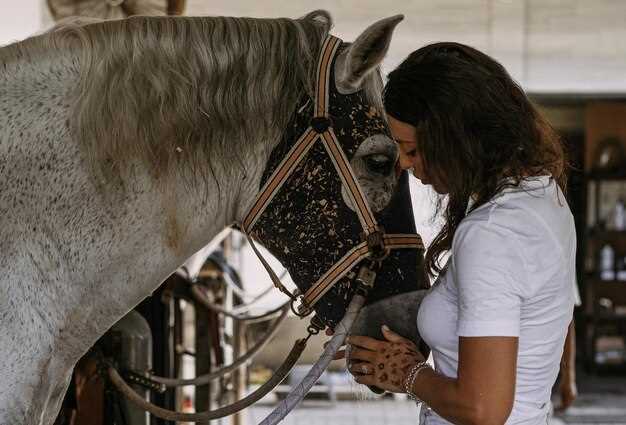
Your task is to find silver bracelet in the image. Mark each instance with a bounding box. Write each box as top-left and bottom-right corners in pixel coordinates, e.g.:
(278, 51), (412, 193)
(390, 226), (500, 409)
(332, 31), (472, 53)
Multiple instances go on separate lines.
(403, 361), (431, 404)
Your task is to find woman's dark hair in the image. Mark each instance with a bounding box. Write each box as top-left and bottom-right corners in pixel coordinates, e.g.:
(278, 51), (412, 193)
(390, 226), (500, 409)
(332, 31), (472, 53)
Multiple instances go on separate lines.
(383, 42), (568, 277)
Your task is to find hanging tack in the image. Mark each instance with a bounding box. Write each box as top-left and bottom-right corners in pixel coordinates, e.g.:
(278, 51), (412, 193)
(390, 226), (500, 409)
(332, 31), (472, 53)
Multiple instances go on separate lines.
(308, 315), (326, 334)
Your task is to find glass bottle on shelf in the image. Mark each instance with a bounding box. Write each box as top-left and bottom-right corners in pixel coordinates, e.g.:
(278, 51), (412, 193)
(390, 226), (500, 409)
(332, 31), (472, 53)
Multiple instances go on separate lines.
(617, 257), (626, 281)
(614, 199), (625, 231)
(600, 243), (616, 281)
(618, 257), (626, 281)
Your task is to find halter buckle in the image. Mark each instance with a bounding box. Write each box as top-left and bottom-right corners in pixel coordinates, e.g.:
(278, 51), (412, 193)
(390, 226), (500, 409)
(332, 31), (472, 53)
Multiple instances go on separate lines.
(309, 116), (333, 134)
(355, 263), (377, 290)
(291, 296), (313, 318)
(363, 228), (389, 262)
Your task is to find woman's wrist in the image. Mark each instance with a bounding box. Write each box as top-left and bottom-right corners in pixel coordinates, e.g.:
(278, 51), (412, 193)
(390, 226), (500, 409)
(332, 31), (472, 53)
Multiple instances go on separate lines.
(403, 361), (432, 403)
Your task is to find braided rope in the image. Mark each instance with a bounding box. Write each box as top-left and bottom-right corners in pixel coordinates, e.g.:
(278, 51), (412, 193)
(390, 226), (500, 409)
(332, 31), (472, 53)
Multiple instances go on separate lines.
(258, 294), (365, 425)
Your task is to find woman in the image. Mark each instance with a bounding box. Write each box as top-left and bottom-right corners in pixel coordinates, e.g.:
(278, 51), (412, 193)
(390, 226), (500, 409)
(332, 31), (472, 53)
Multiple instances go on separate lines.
(340, 42), (577, 425)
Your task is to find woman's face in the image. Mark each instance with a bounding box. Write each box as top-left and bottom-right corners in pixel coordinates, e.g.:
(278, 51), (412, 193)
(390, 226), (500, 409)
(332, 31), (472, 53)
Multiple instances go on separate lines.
(388, 114), (447, 194)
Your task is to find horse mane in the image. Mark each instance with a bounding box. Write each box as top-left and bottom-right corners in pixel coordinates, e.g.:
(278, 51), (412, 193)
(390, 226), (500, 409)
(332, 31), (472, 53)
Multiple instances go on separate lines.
(1, 11), (383, 187)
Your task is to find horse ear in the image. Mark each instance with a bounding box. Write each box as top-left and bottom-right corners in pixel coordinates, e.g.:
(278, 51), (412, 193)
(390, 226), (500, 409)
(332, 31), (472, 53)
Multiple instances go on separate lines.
(336, 15), (404, 93)
(301, 10), (333, 31)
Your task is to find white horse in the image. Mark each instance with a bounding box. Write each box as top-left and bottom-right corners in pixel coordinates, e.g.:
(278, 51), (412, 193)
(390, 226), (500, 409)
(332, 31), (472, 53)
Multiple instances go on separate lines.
(0, 10), (413, 425)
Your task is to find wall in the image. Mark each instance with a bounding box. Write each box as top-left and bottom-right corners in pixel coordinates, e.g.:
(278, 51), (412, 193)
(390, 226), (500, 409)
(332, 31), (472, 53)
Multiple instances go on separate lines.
(0, 0), (42, 45)
(2, 1), (625, 93)
(186, 0), (626, 94)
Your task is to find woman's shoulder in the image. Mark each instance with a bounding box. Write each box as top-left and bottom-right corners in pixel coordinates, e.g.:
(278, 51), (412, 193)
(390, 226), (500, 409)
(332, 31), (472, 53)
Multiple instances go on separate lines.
(453, 176), (576, 296)
(462, 176), (573, 244)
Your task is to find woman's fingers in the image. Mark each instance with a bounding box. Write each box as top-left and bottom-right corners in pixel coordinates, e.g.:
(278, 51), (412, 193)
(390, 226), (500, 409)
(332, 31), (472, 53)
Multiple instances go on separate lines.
(333, 349), (346, 360)
(347, 335), (382, 351)
(381, 325), (412, 345)
(348, 347), (377, 363)
(353, 373), (376, 386)
(348, 361), (374, 376)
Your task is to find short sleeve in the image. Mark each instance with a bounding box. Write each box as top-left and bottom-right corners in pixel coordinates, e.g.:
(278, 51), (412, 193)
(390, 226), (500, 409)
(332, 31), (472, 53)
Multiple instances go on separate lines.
(452, 220), (526, 337)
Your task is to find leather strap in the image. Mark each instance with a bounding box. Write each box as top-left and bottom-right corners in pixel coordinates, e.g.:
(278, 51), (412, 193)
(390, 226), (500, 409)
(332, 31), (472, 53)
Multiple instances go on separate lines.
(319, 127), (378, 234)
(242, 129), (318, 232)
(301, 234), (423, 310)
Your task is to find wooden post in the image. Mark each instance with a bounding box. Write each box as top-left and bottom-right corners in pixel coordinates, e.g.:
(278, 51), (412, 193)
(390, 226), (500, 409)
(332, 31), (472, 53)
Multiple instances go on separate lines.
(232, 321), (247, 425)
(195, 299), (212, 425)
(223, 234), (247, 425)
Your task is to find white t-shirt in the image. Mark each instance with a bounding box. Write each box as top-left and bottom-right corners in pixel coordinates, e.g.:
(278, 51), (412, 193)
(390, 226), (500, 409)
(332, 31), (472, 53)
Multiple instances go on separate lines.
(417, 175), (576, 425)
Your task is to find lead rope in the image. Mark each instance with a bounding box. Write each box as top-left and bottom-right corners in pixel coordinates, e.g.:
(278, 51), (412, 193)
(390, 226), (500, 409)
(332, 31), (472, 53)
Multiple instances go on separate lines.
(259, 294), (366, 425)
(258, 262), (376, 425)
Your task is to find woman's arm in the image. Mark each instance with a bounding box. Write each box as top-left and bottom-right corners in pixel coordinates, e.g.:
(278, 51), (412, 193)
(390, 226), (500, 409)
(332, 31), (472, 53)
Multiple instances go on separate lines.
(557, 319), (577, 411)
(345, 329), (518, 425)
(412, 336), (518, 425)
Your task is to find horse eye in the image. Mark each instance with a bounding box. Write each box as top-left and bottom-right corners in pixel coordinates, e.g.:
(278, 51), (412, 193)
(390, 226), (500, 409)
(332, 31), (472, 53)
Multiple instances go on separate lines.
(364, 154), (394, 176)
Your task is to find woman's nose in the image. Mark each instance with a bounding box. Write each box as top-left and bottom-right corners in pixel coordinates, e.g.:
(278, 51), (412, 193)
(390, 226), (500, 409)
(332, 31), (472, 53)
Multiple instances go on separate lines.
(397, 153), (415, 171)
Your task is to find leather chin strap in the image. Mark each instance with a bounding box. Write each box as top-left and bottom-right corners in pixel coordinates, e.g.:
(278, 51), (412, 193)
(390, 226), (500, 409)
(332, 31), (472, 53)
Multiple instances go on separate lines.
(239, 35), (423, 317)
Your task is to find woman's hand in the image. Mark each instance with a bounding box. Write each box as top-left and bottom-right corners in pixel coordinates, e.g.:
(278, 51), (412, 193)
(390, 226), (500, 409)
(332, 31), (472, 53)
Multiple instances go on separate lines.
(335, 325), (425, 393)
(556, 373), (577, 412)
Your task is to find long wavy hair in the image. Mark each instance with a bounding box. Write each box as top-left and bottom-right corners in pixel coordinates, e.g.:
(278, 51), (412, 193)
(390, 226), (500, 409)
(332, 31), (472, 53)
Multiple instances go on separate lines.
(383, 42), (567, 277)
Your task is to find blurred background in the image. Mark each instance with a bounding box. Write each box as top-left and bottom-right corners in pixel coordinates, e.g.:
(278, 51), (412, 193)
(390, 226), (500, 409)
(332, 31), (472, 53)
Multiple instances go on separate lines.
(2, 1), (626, 425)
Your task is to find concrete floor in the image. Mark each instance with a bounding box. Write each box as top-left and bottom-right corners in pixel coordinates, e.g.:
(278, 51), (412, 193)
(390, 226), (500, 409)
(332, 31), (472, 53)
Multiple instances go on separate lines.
(246, 393), (626, 425)
(244, 369), (626, 425)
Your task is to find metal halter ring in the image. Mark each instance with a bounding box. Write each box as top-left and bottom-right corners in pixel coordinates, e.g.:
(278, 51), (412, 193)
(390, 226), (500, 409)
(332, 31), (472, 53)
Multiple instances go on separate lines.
(291, 296), (313, 318)
(364, 229), (390, 263)
(309, 116), (333, 134)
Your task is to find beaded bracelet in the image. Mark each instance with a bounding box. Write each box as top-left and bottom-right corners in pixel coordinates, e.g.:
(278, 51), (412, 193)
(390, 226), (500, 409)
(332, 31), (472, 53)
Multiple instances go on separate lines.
(403, 361), (431, 404)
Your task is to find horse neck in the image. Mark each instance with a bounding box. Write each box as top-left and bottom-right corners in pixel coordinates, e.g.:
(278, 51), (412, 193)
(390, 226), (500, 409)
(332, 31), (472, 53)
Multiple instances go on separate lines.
(0, 49), (273, 424)
(0, 26), (295, 425)
(0, 32), (278, 354)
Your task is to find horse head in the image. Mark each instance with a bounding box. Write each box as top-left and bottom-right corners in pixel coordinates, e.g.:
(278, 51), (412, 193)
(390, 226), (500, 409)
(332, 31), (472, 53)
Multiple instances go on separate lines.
(247, 13), (428, 331)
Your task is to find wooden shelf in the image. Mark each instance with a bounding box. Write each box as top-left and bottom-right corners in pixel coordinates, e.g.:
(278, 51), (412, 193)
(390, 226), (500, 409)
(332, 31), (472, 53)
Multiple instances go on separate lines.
(583, 161), (626, 373)
(585, 312), (626, 321)
(591, 362), (626, 374)
(586, 172), (626, 181)
(587, 229), (626, 238)
(583, 276), (626, 372)
(587, 277), (626, 285)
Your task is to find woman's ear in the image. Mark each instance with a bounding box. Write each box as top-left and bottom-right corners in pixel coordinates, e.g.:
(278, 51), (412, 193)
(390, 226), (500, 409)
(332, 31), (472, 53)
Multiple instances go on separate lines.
(336, 15), (404, 93)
